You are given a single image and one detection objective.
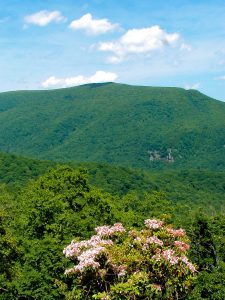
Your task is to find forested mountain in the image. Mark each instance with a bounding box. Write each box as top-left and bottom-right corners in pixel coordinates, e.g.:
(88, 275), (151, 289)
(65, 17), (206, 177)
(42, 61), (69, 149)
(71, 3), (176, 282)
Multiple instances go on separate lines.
(0, 82), (225, 169)
(0, 84), (225, 299)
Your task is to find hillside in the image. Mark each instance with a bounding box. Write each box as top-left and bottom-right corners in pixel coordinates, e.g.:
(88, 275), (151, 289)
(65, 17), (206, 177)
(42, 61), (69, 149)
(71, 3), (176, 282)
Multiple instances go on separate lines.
(0, 152), (54, 186)
(1, 151), (224, 213)
(0, 82), (225, 169)
(0, 152), (225, 299)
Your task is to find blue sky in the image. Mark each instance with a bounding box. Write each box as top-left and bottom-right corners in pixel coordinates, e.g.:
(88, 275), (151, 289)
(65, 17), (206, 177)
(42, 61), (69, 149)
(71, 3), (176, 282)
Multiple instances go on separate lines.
(0, 0), (225, 100)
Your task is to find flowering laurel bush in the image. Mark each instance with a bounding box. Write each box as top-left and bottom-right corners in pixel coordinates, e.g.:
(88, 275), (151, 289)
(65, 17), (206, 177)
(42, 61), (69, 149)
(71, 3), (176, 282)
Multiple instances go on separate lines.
(63, 220), (197, 299)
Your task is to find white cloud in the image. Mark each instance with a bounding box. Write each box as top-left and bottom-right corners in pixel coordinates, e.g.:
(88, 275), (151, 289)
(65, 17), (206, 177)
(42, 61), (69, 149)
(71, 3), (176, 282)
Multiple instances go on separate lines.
(42, 76), (62, 88)
(69, 13), (119, 35)
(217, 75), (225, 80)
(184, 83), (200, 90)
(99, 25), (180, 63)
(24, 10), (66, 27)
(42, 71), (118, 88)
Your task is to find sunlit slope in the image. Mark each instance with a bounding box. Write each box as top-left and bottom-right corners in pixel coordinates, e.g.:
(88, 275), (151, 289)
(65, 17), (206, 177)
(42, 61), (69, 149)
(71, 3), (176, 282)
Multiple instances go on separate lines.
(0, 82), (225, 169)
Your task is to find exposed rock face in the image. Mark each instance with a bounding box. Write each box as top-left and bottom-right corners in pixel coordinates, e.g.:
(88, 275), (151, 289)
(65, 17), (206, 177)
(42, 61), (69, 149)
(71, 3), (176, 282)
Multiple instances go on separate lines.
(148, 148), (174, 163)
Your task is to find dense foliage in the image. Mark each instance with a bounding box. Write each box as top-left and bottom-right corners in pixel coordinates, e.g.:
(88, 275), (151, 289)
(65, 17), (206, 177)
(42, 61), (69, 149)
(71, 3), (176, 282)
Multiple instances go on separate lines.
(0, 152), (54, 187)
(0, 84), (225, 298)
(0, 83), (225, 170)
(1, 152), (225, 215)
(0, 160), (224, 299)
(63, 221), (197, 299)
(0, 209), (18, 297)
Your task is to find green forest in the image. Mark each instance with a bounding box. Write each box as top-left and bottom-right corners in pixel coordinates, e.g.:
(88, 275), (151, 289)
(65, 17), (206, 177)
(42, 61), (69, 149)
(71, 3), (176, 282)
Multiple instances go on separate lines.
(0, 83), (225, 170)
(0, 84), (225, 299)
(0, 151), (224, 299)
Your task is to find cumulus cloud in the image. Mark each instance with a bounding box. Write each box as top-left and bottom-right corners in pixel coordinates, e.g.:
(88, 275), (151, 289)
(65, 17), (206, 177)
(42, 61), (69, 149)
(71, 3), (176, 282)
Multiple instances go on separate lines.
(24, 10), (66, 27)
(69, 13), (119, 35)
(184, 83), (200, 90)
(98, 25), (180, 63)
(42, 71), (118, 88)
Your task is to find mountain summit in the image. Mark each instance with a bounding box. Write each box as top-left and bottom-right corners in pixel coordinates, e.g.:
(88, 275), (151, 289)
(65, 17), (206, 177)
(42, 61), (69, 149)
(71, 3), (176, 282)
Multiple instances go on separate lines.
(0, 82), (225, 169)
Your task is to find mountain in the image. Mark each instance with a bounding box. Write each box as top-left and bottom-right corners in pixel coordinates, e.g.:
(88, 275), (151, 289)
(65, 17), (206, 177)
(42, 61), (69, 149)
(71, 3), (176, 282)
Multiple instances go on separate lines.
(0, 82), (225, 169)
(1, 151), (225, 213)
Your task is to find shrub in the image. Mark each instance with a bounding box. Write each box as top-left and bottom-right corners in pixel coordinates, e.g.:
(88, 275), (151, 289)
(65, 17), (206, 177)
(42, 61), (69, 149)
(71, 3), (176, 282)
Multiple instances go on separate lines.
(63, 219), (197, 299)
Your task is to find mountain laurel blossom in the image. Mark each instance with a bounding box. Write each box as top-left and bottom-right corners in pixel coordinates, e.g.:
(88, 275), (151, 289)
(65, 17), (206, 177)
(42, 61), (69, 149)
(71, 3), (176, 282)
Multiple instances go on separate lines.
(95, 222), (126, 237)
(144, 218), (164, 229)
(63, 219), (197, 299)
(174, 240), (190, 252)
(166, 227), (186, 237)
(146, 236), (164, 246)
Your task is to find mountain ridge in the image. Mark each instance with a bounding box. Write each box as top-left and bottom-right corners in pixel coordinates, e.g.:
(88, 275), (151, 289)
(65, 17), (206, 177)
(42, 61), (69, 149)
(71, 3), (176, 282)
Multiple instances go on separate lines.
(0, 82), (220, 101)
(0, 82), (225, 169)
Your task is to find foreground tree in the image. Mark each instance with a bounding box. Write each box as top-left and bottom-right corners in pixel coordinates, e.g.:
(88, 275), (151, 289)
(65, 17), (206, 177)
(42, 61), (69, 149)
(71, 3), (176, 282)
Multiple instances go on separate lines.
(0, 210), (18, 299)
(187, 214), (225, 299)
(13, 166), (117, 299)
(63, 219), (197, 299)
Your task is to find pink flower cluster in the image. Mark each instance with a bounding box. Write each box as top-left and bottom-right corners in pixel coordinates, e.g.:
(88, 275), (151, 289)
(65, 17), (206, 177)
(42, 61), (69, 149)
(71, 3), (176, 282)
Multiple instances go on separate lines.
(147, 236), (164, 246)
(166, 227), (186, 237)
(63, 235), (113, 258)
(64, 219), (197, 286)
(95, 223), (126, 237)
(144, 219), (164, 229)
(74, 246), (105, 273)
(162, 249), (179, 265)
(180, 255), (197, 273)
(64, 223), (126, 275)
(64, 244), (107, 275)
(152, 248), (196, 273)
(174, 240), (190, 252)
